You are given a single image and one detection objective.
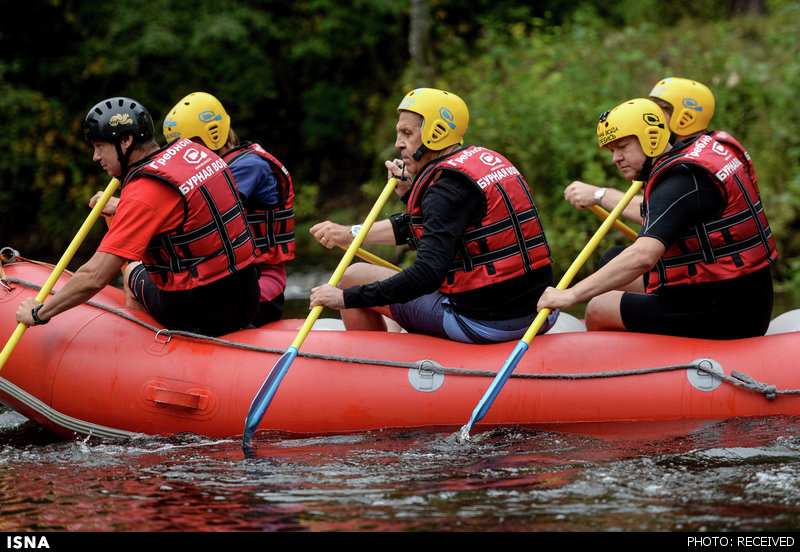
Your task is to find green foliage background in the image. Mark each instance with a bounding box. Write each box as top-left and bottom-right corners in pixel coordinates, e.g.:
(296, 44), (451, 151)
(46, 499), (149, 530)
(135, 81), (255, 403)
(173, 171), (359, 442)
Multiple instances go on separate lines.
(2, 0), (799, 291)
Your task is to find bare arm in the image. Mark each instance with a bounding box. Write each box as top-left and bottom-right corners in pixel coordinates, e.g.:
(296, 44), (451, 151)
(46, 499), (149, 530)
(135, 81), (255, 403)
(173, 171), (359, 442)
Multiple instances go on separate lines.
(310, 218), (397, 250)
(16, 251), (127, 325)
(89, 191), (120, 215)
(311, 155), (417, 250)
(564, 180), (643, 223)
(537, 237), (665, 311)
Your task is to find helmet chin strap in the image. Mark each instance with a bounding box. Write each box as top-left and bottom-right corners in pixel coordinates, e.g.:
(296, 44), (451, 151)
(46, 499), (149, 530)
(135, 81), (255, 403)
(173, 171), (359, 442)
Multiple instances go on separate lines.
(637, 156), (655, 181)
(114, 138), (133, 178)
(412, 144), (428, 162)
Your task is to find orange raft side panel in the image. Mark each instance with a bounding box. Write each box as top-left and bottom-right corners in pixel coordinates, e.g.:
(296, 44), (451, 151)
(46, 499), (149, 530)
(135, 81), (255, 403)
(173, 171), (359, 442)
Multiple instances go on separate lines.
(1, 259), (800, 439)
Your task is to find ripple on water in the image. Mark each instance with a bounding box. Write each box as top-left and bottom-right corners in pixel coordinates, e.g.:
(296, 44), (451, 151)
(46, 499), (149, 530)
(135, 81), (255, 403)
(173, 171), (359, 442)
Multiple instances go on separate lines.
(0, 407), (799, 531)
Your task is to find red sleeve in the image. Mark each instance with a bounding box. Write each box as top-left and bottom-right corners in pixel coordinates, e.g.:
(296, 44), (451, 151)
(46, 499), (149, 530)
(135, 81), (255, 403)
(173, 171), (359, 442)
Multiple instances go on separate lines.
(97, 177), (184, 261)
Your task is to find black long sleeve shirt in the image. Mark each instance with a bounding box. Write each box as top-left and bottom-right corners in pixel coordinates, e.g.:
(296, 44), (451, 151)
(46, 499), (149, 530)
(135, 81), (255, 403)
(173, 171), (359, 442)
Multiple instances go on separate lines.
(343, 171), (554, 320)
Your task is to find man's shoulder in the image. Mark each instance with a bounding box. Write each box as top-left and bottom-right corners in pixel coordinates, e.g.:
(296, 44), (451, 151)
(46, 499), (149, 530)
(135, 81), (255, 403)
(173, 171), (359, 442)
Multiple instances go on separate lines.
(430, 168), (481, 197)
(122, 173), (183, 203)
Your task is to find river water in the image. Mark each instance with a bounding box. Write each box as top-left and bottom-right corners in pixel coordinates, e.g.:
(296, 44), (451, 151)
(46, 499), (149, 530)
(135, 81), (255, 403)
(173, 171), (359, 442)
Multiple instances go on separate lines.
(1, 408), (800, 534)
(1, 273), (800, 535)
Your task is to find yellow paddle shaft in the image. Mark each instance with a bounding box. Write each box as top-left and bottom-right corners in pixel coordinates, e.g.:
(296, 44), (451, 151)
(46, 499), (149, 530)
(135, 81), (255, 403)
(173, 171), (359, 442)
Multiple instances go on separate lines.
(588, 204), (639, 240)
(0, 178), (121, 371)
(520, 180), (644, 344)
(345, 247), (401, 272)
(290, 178), (398, 349)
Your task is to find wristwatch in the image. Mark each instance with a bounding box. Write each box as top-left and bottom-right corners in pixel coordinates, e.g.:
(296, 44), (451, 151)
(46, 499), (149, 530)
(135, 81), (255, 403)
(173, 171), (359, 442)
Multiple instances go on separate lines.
(31, 303), (50, 325)
(594, 187), (607, 206)
(350, 224), (362, 238)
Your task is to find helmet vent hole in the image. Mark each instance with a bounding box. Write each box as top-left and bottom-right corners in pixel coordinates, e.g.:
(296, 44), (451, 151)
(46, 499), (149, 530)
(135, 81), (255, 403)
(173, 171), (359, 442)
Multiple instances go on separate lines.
(646, 129), (661, 149)
(678, 111), (695, 128)
(429, 122), (448, 143)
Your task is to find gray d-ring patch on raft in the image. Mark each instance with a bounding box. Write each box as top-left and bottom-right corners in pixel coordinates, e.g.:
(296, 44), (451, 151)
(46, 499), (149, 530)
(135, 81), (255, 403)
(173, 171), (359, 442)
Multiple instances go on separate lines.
(409, 360), (445, 392)
(687, 358), (724, 392)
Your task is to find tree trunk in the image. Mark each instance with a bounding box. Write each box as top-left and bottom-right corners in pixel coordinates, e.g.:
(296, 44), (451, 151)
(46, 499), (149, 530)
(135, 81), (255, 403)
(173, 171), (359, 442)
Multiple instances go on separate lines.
(408, 0), (432, 81)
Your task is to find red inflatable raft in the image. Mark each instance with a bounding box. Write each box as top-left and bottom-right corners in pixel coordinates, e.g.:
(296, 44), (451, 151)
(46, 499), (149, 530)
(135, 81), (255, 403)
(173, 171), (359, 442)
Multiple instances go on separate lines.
(1, 257), (800, 441)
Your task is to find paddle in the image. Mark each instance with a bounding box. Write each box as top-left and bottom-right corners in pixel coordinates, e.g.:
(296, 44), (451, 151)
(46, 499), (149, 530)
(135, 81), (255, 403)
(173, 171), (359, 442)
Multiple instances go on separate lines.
(242, 178), (399, 447)
(0, 178), (121, 372)
(588, 204), (638, 241)
(347, 246), (401, 272)
(455, 180), (644, 443)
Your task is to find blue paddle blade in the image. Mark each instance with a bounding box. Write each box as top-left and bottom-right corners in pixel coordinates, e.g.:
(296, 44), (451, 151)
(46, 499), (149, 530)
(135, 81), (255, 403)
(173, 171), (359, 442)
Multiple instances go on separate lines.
(242, 346), (299, 447)
(456, 340), (529, 443)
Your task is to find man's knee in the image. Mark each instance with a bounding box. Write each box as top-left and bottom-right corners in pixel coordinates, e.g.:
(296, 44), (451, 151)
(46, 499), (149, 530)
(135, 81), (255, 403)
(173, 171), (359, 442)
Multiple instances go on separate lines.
(123, 261), (143, 291)
(585, 291), (626, 331)
(340, 263), (396, 288)
(122, 261), (145, 310)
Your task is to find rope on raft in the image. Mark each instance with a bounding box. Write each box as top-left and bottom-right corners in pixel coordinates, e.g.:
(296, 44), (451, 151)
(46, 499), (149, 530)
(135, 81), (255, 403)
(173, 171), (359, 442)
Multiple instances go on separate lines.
(5, 276), (798, 402)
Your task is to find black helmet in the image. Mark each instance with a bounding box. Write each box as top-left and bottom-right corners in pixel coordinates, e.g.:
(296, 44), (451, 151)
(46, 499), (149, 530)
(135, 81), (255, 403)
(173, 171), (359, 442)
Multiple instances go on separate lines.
(83, 97), (154, 144)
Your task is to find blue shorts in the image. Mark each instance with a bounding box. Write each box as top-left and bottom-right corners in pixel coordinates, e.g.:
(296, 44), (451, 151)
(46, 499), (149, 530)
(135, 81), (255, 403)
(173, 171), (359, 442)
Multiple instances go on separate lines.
(389, 291), (558, 344)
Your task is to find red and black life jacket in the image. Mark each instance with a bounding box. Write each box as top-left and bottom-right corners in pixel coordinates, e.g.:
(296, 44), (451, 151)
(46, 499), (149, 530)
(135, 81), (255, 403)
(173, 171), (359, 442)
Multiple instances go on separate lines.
(123, 138), (256, 291)
(708, 130), (757, 189)
(223, 142), (295, 265)
(644, 133), (776, 292)
(406, 145), (552, 294)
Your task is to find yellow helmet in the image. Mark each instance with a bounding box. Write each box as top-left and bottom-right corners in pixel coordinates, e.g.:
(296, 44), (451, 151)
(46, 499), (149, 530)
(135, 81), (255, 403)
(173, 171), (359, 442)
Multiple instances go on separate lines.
(163, 92), (231, 150)
(397, 88), (469, 151)
(649, 77), (715, 137)
(597, 98), (670, 157)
